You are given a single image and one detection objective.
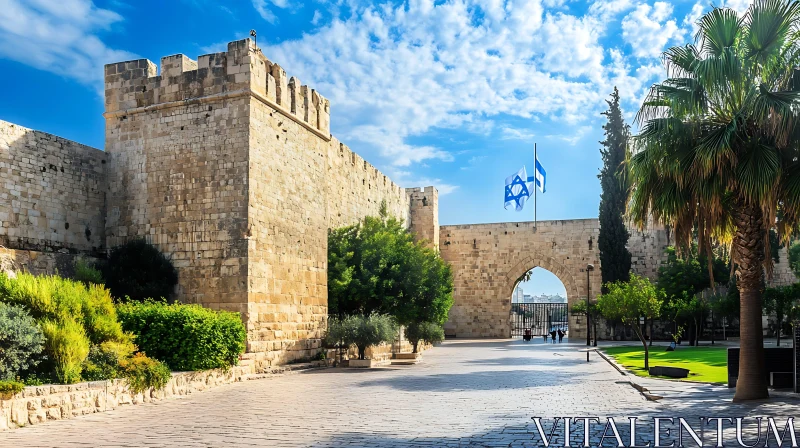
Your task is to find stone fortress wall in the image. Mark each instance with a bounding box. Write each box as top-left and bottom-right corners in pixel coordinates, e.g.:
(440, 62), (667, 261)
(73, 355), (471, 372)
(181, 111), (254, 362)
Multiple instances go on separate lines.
(0, 121), (106, 254)
(102, 39), (421, 369)
(437, 219), (675, 339)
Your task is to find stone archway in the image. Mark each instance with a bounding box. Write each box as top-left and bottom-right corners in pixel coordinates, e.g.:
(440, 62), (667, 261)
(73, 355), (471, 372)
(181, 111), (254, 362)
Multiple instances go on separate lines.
(439, 219), (602, 339)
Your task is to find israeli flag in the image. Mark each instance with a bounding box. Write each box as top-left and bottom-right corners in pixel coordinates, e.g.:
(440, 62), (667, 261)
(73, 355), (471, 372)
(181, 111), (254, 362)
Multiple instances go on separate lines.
(504, 166), (532, 211)
(534, 156), (546, 193)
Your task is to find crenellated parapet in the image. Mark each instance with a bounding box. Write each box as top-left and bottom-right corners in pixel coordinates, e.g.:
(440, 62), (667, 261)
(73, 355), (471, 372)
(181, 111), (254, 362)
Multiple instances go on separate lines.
(103, 39), (330, 136)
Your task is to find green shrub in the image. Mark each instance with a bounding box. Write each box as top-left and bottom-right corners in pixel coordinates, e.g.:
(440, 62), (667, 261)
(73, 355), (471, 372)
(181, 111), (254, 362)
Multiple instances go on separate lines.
(104, 240), (178, 302)
(82, 340), (137, 381)
(117, 301), (246, 371)
(0, 273), (131, 384)
(0, 380), (25, 397)
(41, 319), (90, 384)
(404, 321), (444, 353)
(0, 302), (45, 380)
(0, 273), (127, 345)
(119, 353), (171, 394)
(74, 259), (103, 286)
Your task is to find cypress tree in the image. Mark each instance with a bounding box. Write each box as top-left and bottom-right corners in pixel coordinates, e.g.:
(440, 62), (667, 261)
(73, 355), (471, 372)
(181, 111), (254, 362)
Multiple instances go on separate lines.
(598, 87), (632, 292)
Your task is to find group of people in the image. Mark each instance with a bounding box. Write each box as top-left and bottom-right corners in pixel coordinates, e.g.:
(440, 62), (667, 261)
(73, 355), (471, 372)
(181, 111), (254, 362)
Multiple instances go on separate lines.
(544, 329), (565, 343)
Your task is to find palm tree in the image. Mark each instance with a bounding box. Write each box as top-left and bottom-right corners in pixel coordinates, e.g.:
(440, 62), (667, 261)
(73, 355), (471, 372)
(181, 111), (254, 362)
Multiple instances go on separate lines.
(628, 0), (800, 401)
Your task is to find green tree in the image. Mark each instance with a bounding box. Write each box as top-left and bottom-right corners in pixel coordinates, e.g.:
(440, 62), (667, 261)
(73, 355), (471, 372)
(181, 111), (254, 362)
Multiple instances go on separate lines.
(763, 284), (799, 347)
(789, 241), (800, 278)
(657, 246), (730, 302)
(597, 275), (664, 369)
(104, 240), (178, 302)
(598, 87), (632, 292)
(327, 216), (453, 328)
(628, 1), (800, 400)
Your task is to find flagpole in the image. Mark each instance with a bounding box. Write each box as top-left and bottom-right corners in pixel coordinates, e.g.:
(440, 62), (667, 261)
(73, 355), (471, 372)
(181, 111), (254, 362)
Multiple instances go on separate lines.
(534, 143), (537, 229)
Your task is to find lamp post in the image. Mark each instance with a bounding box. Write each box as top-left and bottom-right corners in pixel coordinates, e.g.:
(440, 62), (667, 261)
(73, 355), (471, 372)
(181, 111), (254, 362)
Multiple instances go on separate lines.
(586, 264), (594, 347)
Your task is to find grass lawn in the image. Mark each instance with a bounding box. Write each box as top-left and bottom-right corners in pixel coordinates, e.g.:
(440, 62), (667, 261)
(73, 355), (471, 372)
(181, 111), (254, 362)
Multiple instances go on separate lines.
(602, 345), (727, 384)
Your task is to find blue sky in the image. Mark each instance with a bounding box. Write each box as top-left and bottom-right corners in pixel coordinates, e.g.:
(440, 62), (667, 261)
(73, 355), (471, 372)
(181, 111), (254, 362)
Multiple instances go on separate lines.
(0, 0), (751, 297)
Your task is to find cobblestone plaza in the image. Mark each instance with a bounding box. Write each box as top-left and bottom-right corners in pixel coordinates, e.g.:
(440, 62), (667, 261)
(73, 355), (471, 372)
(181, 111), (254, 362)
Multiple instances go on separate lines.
(2, 340), (798, 447)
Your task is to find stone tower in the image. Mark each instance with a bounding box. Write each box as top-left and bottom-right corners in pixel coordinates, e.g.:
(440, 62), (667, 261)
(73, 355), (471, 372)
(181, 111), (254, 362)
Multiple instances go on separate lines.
(104, 39), (420, 368)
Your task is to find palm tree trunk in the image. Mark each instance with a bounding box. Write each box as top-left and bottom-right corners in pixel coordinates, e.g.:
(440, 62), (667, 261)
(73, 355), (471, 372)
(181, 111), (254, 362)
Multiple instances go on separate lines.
(732, 200), (768, 401)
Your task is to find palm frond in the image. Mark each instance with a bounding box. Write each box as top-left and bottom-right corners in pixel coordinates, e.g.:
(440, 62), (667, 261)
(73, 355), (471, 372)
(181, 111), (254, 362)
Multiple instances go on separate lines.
(696, 7), (743, 56)
(743, 0), (800, 63)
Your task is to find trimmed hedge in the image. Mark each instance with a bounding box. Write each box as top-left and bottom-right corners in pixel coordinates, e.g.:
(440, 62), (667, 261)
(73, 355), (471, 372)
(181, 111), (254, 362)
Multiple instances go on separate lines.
(117, 301), (246, 371)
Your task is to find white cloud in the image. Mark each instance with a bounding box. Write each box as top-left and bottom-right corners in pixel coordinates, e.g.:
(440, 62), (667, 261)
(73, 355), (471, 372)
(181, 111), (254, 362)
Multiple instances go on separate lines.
(251, 0), (290, 24)
(546, 125), (592, 146)
(257, 0), (629, 167)
(501, 127), (537, 141)
(720, 0), (752, 15)
(311, 10), (323, 26)
(622, 2), (684, 58)
(683, 2), (705, 38)
(388, 170), (458, 195)
(588, 0), (636, 21)
(0, 0), (135, 89)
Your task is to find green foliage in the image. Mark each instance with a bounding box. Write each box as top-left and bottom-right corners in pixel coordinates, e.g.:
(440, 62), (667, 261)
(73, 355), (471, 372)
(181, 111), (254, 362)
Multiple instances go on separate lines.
(116, 301), (246, 371)
(327, 216), (454, 327)
(709, 291), (739, 323)
(41, 318), (90, 384)
(569, 300), (600, 318)
(0, 302), (45, 381)
(0, 273), (129, 384)
(598, 275), (664, 368)
(82, 340), (137, 381)
(104, 240), (178, 302)
(404, 321), (444, 353)
(119, 353), (171, 394)
(789, 241), (800, 279)
(0, 380), (25, 397)
(598, 87), (632, 291)
(74, 258), (104, 286)
(763, 283), (799, 344)
(656, 246), (730, 302)
(327, 314), (397, 360)
(598, 274), (664, 325)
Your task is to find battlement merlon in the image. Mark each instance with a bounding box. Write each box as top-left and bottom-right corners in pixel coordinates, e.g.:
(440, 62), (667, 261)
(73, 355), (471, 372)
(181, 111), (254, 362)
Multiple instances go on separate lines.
(103, 38), (331, 136)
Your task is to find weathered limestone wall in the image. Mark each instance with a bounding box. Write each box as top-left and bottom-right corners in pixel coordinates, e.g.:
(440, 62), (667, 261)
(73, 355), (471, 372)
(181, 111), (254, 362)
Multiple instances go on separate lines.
(439, 218), (671, 339)
(0, 121), (106, 254)
(439, 219), (602, 338)
(769, 246), (799, 287)
(104, 39), (416, 368)
(0, 247), (89, 278)
(407, 187), (439, 249)
(627, 223), (670, 281)
(104, 44), (252, 315)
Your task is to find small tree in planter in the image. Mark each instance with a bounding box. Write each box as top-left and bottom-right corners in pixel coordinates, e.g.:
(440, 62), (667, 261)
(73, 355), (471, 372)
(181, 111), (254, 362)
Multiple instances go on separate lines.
(327, 314), (397, 361)
(405, 321), (444, 353)
(348, 314), (397, 360)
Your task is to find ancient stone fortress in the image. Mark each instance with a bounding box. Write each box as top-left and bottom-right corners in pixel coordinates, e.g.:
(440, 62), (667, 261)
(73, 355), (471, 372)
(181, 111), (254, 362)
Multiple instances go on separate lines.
(2, 38), (796, 369)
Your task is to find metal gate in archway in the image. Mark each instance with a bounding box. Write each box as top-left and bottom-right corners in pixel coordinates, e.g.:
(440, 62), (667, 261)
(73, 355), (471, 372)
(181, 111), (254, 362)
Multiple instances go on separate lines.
(510, 303), (569, 337)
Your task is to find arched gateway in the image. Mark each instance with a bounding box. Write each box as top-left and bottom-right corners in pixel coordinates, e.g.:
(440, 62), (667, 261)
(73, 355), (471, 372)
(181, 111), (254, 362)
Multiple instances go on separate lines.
(438, 219), (669, 340)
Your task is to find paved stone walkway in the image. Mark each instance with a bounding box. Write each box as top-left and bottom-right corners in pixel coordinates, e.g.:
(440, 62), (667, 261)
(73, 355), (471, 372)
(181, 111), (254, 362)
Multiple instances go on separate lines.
(1, 339), (799, 447)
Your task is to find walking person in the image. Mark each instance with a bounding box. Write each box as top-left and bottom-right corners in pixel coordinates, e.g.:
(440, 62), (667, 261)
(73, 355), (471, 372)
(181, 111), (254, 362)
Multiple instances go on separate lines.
(557, 329), (564, 343)
(550, 329), (557, 344)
